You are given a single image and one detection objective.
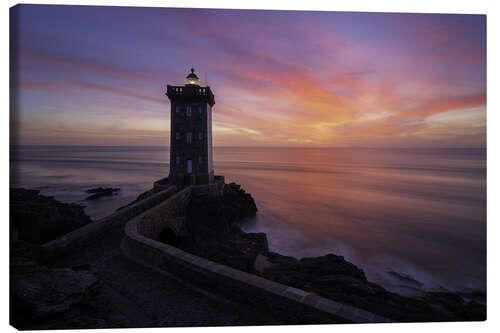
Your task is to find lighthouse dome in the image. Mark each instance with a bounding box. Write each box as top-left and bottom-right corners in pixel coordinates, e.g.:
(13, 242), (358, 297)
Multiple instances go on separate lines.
(186, 68), (199, 86)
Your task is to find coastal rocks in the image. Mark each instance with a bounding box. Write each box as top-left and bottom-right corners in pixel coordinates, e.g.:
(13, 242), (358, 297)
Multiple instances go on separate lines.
(179, 227), (269, 273)
(457, 289), (487, 304)
(187, 195), (230, 232)
(11, 268), (99, 321)
(253, 254), (273, 273)
(10, 241), (98, 323)
(178, 183), (265, 272)
(257, 252), (368, 291)
(168, 181), (486, 323)
(10, 242), (129, 330)
(419, 292), (486, 321)
(312, 275), (385, 297)
(224, 182), (258, 221)
(300, 254), (367, 281)
(85, 187), (120, 200)
(186, 182), (258, 233)
(252, 251), (485, 322)
(10, 241), (47, 274)
(10, 241), (95, 325)
(10, 188), (91, 244)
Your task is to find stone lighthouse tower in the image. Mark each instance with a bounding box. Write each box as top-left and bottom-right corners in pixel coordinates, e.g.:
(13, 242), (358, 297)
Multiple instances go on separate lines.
(166, 68), (215, 186)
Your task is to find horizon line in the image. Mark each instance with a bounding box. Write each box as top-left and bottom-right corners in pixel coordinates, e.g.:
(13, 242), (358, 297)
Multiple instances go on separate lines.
(9, 144), (486, 149)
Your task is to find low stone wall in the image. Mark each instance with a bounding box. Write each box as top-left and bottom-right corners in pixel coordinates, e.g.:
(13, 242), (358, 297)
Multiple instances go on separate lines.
(42, 185), (179, 255)
(153, 176), (170, 191)
(190, 175), (225, 197)
(121, 199), (392, 325)
(135, 187), (191, 240)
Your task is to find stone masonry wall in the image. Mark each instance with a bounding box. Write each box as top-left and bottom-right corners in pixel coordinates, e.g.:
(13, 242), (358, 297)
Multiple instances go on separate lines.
(135, 187), (191, 240)
(42, 185), (179, 256)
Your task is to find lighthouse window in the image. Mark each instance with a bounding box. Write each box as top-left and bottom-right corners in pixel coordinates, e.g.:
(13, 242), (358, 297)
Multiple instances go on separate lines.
(198, 132), (203, 140)
(186, 106), (192, 117)
(175, 106), (180, 113)
(175, 132), (180, 140)
(186, 132), (192, 143)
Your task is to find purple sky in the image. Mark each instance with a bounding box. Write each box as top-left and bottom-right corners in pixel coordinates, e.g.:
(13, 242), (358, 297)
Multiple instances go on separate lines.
(10, 5), (486, 147)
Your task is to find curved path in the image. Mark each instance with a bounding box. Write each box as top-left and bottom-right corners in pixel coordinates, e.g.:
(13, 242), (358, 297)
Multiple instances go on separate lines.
(53, 219), (281, 327)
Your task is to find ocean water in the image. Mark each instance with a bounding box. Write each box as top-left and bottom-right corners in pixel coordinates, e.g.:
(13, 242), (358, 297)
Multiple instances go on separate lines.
(10, 145), (486, 295)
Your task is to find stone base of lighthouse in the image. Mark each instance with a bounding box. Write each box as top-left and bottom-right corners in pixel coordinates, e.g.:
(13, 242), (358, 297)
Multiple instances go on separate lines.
(153, 175), (225, 198)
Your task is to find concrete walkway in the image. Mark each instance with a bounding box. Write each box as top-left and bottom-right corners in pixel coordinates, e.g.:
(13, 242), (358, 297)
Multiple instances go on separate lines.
(53, 221), (281, 327)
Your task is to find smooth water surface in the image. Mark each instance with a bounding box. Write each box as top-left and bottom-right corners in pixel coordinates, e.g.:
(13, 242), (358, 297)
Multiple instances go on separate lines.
(11, 146), (486, 294)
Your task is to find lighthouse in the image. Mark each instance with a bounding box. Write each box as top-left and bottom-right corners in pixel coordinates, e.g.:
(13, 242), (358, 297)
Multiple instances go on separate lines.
(166, 68), (216, 186)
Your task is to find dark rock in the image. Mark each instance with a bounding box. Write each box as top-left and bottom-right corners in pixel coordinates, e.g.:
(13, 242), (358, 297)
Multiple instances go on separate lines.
(175, 182), (486, 323)
(261, 252), (301, 270)
(185, 183), (258, 234)
(300, 254), (367, 281)
(10, 241), (47, 274)
(253, 250), (485, 322)
(178, 227), (270, 274)
(10, 188), (91, 244)
(222, 183), (258, 222)
(11, 268), (99, 321)
(461, 301), (487, 321)
(258, 252), (369, 292)
(72, 263), (92, 271)
(241, 232), (269, 253)
(178, 183), (266, 274)
(10, 242), (130, 329)
(312, 275), (385, 297)
(253, 252), (308, 288)
(187, 195), (230, 232)
(457, 289), (486, 304)
(85, 187), (120, 200)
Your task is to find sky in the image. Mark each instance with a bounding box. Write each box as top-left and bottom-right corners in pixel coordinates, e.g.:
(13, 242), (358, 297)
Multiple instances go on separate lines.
(10, 5), (486, 147)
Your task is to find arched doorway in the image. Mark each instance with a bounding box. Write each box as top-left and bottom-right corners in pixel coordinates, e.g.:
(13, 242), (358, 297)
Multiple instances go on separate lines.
(157, 227), (178, 246)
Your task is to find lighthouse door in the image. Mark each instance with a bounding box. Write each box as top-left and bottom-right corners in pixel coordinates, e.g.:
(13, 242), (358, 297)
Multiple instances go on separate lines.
(187, 159), (192, 174)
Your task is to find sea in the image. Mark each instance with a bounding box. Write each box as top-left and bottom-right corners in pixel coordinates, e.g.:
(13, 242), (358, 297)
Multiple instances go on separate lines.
(10, 145), (486, 296)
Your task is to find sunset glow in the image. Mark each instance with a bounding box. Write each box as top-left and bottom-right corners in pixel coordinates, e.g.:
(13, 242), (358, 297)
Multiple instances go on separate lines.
(10, 6), (486, 147)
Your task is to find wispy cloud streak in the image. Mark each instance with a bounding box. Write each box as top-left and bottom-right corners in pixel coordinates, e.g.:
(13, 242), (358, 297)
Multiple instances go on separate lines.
(10, 5), (486, 147)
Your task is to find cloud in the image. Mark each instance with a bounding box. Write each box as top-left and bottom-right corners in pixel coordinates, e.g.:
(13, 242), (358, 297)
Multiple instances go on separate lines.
(74, 81), (166, 105)
(11, 8), (486, 147)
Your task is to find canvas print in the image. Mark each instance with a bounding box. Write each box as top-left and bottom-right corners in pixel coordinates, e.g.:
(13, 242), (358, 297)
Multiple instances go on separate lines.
(9, 4), (486, 329)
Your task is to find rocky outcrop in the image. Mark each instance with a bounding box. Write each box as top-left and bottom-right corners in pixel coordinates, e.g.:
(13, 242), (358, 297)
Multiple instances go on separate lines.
(174, 183), (486, 323)
(10, 188), (92, 244)
(186, 182), (257, 232)
(10, 183), (485, 326)
(249, 252), (486, 322)
(10, 241), (129, 330)
(12, 267), (99, 321)
(223, 182), (258, 221)
(179, 228), (268, 273)
(85, 187), (120, 200)
(176, 183), (263, 272)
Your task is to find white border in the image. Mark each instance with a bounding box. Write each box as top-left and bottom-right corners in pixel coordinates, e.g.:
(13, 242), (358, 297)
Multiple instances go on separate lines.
(2, 1), (498, 333)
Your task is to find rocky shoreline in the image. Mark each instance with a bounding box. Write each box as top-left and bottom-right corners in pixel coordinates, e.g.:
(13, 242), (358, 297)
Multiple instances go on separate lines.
(11, 188), (92, 244)
(10, 189), (129, 329)
(173, 183), (486, 323)
(10, 184), (486, 328)
(85, 187), (121, 200)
